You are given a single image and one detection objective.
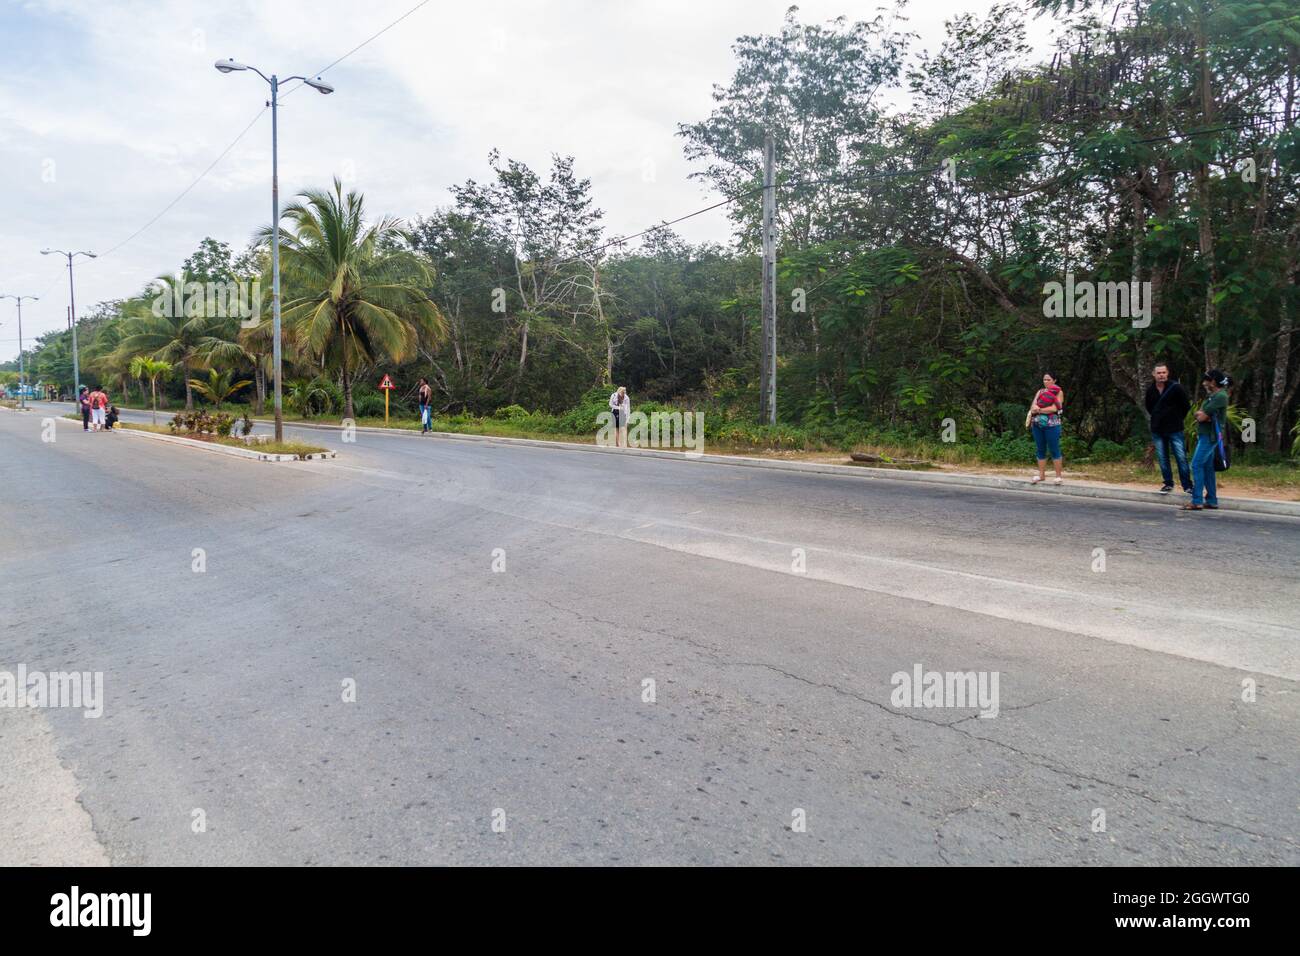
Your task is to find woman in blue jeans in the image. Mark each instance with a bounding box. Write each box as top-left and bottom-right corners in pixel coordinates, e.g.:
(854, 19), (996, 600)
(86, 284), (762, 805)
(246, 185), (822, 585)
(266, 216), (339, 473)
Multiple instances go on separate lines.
(1185, 369), (1230, 511)
(1026, 372), (1065, 484)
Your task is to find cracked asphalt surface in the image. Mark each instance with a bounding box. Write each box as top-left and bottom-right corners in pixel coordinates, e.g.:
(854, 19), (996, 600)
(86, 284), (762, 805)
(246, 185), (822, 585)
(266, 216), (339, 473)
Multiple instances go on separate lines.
(2, 402), (1297, 865)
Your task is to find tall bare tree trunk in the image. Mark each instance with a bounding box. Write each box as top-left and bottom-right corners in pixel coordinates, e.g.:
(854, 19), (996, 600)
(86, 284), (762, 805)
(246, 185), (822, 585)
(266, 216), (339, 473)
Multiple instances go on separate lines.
(511, 318), (529, 402)
(341, 344), (354, 421)
(1265, 294), (1295, 451)
(1196, 8), (1220, 370)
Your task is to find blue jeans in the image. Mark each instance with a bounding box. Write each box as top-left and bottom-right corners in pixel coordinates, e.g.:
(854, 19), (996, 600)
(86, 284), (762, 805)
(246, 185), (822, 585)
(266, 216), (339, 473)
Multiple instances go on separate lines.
(1031, 422), (1062, 461)
(1190, 436), (1217, 506)
(1151, 430), (1191, 490)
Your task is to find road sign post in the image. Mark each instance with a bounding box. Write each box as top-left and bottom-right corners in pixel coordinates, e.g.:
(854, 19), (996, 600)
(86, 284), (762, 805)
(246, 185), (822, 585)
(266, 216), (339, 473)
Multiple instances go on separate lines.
(379, 374), (395, 425)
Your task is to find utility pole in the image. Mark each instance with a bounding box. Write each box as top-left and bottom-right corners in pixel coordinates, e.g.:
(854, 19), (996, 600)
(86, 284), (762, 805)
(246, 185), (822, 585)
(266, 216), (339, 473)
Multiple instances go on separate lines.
(0, 294), (38, 410)
(759, 132), (777, 425)
(41, 248), (95, 397)
(214, 58), (335, 442)
(271, 72), (283, 442)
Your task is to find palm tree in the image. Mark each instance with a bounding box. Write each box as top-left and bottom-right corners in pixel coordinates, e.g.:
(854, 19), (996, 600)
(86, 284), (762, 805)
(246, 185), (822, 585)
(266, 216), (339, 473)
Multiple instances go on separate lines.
(86, 318), (136, 405)
(259, 178), (447, 419)
(189, 368), (252, 407)
(116, 275), (246, 409)
(129, 356), (172, 425)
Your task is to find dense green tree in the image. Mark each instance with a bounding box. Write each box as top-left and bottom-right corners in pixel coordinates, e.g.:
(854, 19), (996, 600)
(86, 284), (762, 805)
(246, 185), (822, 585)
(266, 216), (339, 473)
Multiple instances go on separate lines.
(262, 178), (447, 420)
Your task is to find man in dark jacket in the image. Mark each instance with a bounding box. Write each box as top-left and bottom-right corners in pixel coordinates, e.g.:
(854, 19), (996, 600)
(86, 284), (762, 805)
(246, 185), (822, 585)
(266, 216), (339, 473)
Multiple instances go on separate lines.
(1144, 362), (1192, 494)
(78, 385), (91, 431)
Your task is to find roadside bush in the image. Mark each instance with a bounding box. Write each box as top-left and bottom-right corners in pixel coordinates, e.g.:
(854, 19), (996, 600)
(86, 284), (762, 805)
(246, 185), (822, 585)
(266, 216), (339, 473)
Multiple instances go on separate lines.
(996, 401), (1029, 434)
(286, 377), (341, 418)
(493, 404), (530, 421)
(972, 433), (1038, 464)
(1087, 438), (1130, 462)
(351, 393), (387, 418)
(1060, 435), (1088, 460)
(168, 411), (234, 437)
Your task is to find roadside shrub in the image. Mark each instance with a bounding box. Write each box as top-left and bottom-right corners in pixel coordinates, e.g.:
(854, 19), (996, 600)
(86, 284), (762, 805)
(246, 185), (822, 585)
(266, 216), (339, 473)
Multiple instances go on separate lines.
(286, 377), (341, 418)
(1060, 435), (1088, 460)
(974, 433), (1038, 464)
(167, 410), (234, 437)
(1088, 438), (1129, 462)
(351, 393), (387, 418)
(996, 401), (1029, 434)
(552, 386), (613, 434)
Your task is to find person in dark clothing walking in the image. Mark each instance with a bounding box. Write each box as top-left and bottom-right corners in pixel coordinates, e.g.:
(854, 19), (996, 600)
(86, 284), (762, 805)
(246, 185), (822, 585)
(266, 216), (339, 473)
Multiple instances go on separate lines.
(78, 385), (91, 431)
(1144, 362), (1193, 494)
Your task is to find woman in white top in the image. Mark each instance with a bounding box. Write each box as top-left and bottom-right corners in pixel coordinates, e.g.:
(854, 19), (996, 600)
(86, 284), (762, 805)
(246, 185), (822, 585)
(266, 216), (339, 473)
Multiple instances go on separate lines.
(608, 386), (630, 447)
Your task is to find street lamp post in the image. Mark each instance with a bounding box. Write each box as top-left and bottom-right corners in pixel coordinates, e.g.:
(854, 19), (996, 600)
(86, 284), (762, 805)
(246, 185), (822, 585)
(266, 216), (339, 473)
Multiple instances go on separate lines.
(0, 294), (38, 409)
(41, 249), (95, 398)
(214, 58), (334, 443)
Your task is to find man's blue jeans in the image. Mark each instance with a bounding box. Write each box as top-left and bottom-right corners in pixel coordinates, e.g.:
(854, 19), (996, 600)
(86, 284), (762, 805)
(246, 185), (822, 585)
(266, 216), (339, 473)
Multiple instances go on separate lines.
(1152, 430), (1191, 490)
(1190, 436), (1218, 506)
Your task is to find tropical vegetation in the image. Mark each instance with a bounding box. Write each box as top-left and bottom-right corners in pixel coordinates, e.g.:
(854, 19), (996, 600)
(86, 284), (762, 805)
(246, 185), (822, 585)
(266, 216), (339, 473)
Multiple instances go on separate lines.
(7, 1), (1298, 471)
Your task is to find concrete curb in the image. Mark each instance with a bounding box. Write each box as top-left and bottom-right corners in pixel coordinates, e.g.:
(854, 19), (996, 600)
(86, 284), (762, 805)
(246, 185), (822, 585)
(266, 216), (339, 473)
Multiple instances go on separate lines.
(117, 425), (337, 462)
(249, 415), (1300, 519)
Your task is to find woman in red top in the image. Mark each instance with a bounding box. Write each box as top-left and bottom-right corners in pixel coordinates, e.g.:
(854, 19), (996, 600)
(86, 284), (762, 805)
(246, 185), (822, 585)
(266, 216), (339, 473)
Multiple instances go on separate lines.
(89, 387), (109, 431)
(1025, 373), (1065, 484)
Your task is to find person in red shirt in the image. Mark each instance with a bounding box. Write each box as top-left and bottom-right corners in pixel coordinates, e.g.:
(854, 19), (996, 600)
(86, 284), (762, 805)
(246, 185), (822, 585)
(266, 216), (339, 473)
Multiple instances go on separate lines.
(89, 387), (109, 431)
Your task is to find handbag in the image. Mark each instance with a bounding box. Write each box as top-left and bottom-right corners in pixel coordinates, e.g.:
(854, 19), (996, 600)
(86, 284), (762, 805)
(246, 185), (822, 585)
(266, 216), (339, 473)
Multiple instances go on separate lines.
(1213, 418), (1231, 472)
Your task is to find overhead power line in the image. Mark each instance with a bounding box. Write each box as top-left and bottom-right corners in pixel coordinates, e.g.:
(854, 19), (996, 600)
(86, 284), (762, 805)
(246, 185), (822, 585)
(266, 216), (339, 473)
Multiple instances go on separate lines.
(95, 106), (268, 261)
(90, 0), (435, 260)
(281, 0), (433, 101)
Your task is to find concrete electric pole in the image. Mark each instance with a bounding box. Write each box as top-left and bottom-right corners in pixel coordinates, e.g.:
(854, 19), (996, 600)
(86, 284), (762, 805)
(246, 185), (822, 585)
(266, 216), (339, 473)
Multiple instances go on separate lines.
(759, 132), (777, 426)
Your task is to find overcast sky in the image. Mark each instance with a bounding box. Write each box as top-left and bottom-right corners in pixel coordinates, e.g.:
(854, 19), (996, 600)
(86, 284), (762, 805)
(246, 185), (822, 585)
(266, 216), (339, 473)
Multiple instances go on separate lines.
(0, 0), (1057, 360)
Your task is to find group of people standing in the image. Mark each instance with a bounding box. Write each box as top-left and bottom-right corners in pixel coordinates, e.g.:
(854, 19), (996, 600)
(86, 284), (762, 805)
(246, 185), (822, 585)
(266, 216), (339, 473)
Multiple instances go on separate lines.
(1026, 364), (1231, 509)
(78, 385), (119, 432)
(1144, 364), (1232, 511)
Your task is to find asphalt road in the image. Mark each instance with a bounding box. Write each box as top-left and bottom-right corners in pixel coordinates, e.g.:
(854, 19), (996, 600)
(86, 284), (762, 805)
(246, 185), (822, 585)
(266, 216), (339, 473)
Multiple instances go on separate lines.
(2, 401), (1297, 865)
